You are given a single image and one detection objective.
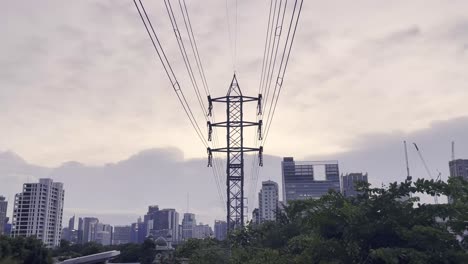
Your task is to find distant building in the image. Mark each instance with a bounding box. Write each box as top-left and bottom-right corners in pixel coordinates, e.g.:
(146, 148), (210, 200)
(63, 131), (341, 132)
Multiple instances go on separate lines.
(193, 223), (213, 239)
(151, 209), (180, 244)
(68, 215), (76, 230)
(62, 215), (79, 244)
(4, 223), (12, 236)
(449, 159), (468, 180)
(113, 225), (131, 245)
(282, 157), (340, 203)
(182, 213), (196, 240)
(77, 217), (84, 244)
(214, 220), (227, 241)
(130, 222), (140, 243)
(94, 223), (112, 246)
(342, 173), (368, 197)
(252, 208), (260, 225)
(258, 180), (279, 222)
(11, 178), (65, 248)
(142, 205), (160, 240)
(0, 196), (7, 235)
(82, 217), (99, 243)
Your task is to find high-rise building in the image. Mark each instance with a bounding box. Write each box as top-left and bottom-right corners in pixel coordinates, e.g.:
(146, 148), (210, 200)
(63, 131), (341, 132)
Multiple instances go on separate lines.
(342, 173), (368, 197)
(82, 217), (99, 243)
(11, 178), (65, 248)
(214, 220), (227, 241)
(142, 205), (159, 240)
(151, 208), (180, 243)
(251, 208), (260, 225)
(68, 215), (75, 230)
(282, 157), (340, 203)
(62, 215), (79, 243)
(182, 213), (196, 240)
(77, 217), (84, 244)
(94, 223), (112, 245)
(193, 223), (213, 239)
(449, 159), (468, 180)
(130, 222), (140, 243)
(113, 225), (131, 245)
(258, 180), (279, 222)
(0, 196), (7, 236)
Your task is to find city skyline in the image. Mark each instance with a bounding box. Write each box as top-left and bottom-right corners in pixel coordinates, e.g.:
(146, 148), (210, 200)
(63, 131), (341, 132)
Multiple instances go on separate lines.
(1, 125), (466, 228)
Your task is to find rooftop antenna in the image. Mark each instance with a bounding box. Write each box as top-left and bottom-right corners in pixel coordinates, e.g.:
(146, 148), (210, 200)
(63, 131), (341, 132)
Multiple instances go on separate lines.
(186, 193), (189, 213)
(452, 141), (455, 161)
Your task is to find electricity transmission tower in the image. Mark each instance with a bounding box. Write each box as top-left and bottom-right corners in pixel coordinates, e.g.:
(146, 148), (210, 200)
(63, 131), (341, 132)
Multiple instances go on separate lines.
(207, 74), (263, 231)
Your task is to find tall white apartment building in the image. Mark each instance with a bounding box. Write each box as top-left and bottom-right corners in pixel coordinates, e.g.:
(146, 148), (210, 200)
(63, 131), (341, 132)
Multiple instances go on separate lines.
(12, 178), (65, 248)
(258, 180), (279, 222)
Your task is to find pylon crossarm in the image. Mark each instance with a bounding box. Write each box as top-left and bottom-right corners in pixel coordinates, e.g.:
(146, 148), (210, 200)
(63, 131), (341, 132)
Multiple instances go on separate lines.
(211, 121), (260, 127)
(210, 147), (262, 153)
(211, 96), (260, 103)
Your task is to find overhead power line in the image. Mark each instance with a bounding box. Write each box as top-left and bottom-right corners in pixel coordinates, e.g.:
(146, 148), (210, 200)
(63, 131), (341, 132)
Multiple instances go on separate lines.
(250, 0), (304, 206)
(133, 0), (226, 209)
(262, 0), (303, 145)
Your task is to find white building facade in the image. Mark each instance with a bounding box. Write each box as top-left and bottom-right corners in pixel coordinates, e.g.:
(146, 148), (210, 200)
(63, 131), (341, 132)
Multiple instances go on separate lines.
(258, 180), (279, 222)
(12, 178), (65, 248)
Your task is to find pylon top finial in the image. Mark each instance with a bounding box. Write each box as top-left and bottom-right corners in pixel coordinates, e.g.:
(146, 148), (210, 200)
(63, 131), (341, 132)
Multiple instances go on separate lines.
(227, 73), (242, 96)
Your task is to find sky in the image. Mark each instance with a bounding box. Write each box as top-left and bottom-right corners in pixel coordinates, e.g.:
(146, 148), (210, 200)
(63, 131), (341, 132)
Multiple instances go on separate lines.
(1, 0), (468, 226)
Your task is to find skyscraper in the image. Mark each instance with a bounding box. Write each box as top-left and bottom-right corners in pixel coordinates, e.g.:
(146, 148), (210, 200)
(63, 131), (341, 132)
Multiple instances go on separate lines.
(449, 159), (468, 180)
(258, 180), (279, 222)
(214, 220), (227, 241)
(282, 157), (340, 203)
(82, 217), (99, 243)
(11, 178), (65, 248)
(68, 215), (75, 230)
(251, 208), (260, 225)
(182, 213), (196, 240)
(193, 223), (213, 239)
(0, 196), (7, 235)
(94, 223), (112, 245)
(151, 208), (179, 243)
(113, 225), (131, 245)
(142, 205), (159, 240)
(77, 217), (84, 244)
(342, 173), (368, 197)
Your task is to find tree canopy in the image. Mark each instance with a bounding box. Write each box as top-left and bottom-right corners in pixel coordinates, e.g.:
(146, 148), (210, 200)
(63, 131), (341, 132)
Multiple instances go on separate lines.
(177, 177), (468, 264)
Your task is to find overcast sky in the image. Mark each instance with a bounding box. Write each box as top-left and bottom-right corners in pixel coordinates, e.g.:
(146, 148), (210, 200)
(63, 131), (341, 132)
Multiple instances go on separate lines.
(1, 0), (468, 226)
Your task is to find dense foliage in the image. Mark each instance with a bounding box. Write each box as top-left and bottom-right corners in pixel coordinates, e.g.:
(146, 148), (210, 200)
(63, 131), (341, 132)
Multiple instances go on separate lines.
(176, 177), (468, 264)
(0, 236), (51, 264)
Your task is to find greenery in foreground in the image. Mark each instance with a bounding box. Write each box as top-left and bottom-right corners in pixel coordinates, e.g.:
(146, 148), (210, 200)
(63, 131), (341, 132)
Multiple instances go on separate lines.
(176, 177), (468, 264)
(2, 177), (468, 263)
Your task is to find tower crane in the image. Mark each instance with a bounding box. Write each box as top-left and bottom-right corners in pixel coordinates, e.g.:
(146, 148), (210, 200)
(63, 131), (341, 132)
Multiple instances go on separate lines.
(413, 143), (439, 204)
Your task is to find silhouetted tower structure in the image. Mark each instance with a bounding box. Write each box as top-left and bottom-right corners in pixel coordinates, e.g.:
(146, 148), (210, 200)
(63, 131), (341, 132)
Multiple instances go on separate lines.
(207, 74), (263, 231)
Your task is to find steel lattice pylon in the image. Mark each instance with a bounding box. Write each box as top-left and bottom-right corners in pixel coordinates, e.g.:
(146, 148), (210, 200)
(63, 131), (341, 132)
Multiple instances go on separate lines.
(207, 74), (263, 231)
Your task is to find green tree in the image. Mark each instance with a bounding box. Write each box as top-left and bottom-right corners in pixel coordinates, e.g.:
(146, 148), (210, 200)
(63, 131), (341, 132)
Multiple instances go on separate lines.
(175, 238), (228, 264)
(0, 236), (52, 264)
(140, 238), (156, 264)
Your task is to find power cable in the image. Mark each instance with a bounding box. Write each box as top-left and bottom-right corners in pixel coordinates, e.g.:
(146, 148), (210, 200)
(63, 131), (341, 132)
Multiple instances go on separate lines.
(262, 0), (303, 145)
(133, 0), (208, 149)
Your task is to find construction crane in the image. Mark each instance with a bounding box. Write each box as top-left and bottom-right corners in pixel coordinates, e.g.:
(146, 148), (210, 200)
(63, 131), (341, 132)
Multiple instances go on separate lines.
(413, 143), (439, 204)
